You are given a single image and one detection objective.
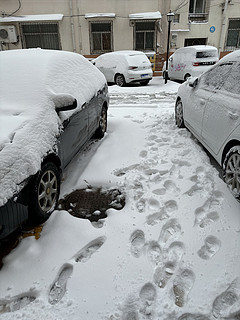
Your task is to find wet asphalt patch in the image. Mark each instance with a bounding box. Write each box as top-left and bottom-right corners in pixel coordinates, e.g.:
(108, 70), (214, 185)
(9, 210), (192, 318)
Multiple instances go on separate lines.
(58, 187), (126, 221)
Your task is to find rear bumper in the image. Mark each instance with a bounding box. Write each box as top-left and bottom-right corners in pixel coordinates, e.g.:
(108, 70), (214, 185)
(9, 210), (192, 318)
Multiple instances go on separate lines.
(0, 198), (28, 240)
(125, 70), (153, 83)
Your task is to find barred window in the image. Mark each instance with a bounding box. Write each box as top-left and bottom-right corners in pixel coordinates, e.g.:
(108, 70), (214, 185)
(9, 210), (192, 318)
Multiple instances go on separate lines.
(90, 22), (112, 54)
(226, 19), (240, 50)
(135, 21), (155, 51)
(21, 23), (61, 50)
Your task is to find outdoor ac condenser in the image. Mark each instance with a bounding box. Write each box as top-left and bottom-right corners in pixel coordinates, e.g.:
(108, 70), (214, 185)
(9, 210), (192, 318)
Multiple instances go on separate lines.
(0, 25), (17, 43)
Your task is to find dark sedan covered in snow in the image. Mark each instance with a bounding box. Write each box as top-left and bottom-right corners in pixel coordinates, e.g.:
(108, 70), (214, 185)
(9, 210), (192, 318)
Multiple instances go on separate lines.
(0, 49), (109, 239)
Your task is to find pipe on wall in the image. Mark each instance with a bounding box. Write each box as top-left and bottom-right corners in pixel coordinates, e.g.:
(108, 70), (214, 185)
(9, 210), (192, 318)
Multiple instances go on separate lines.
(69, 0), (76, 52)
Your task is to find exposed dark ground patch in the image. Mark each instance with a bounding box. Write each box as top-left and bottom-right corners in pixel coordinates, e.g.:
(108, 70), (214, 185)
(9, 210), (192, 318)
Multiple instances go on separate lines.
(58, 187), (126, 221)
(0, 187), (125, 269)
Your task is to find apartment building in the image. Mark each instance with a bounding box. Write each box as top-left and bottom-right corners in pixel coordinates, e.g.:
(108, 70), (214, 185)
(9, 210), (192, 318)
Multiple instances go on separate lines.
(0, 0), (240, 70)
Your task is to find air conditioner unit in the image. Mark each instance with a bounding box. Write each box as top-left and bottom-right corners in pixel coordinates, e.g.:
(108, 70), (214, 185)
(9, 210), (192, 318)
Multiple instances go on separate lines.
(0, 25), (17, 43)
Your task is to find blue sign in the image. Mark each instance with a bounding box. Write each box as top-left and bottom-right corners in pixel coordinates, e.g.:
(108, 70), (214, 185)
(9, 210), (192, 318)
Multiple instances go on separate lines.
(210, 26), (215, 33)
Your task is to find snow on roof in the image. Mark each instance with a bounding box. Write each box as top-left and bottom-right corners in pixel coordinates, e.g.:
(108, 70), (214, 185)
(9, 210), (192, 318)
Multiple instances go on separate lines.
(0, 14), (64, 23)
(85, 13), (116, 19)
(129, 11), (161, 20)
(171, 29), (190, 32)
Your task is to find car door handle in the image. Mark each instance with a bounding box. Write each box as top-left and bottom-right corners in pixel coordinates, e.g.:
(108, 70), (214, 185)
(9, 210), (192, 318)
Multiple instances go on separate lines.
(228, 111), (239, 120)
(200, 99), (205, 106)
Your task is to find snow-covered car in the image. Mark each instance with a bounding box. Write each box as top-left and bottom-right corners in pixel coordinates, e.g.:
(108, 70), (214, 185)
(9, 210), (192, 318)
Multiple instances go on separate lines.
(0, 49), (109, 239)
(93, 50), (153, 86)
(163, 45), (219, 82)
(175, 50), (240, 198)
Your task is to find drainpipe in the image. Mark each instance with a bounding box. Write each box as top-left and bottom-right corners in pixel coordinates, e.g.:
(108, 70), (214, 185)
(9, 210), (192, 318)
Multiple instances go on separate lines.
(218, 0), (229, 56)
(69, 0), (76, 52)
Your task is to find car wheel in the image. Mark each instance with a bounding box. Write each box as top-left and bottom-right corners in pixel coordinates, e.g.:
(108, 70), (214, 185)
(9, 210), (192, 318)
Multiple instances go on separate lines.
(115, 74), (126, 87)
(184, 73), (191, 81)
(223, 146), (240, 199)
(28, 162), (60, 224)
(140, 80), (150, 86)
(175, 99), (185, 128)
(95, 107), (107, 139)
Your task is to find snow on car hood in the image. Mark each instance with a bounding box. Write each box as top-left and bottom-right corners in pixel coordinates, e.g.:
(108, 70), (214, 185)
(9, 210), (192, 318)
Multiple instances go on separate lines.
(0, 49), (106, 206)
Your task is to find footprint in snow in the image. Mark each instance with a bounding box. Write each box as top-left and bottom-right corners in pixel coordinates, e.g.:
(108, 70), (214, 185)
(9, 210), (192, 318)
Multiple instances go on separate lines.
(139, 282), (157, 317)
(153, 242), (184, 288)
(197, 236), (221, 260)
(121, 294), (139, 320)
(158, 219), (182, 245)
(48, 263), (73, 305)
(0, 291), (38, 314)
(173, 268), (195, 307)
(212, 278), (240, 318)
(178, 313), (211, 320)
(147, 241), (162, 265)
(130, 230), (146, 258)
(73, 236), (106, 263)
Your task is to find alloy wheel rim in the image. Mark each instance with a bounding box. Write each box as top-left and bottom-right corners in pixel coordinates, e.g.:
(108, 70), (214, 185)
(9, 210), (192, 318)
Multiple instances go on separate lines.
(225, 153), (240, 195)
(116, 75), (124, 86)
(38, 170), (58, 212)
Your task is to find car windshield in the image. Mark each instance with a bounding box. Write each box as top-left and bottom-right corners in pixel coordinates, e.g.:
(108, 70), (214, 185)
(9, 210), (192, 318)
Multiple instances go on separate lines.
(196, 50), (218, 58)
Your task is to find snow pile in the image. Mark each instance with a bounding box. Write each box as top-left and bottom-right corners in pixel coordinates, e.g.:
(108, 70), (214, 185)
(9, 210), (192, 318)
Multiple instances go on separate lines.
(0, 78), (239, 320)
(0, 49), (106, 205)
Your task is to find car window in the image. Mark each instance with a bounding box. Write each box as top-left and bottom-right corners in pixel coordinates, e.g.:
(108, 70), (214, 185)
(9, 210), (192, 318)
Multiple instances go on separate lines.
(200, 62), (233, 90)
(196, 50), (218, 58)
(221, 62), (240, 95)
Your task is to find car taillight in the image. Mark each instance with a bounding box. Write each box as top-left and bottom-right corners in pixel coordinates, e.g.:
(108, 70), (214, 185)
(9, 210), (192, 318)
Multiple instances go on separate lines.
(193, 62), (200, 66)
(128, 66), (138, 70)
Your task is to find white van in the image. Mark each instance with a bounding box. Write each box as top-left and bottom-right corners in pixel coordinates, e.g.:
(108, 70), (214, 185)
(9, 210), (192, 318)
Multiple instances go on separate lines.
(93, 51), (153, 86)
(165, 45), (219, 81)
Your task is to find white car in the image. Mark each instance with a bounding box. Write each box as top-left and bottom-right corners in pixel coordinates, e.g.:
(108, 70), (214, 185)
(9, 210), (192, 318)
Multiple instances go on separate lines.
(175, 50), (240, 198)
(164, 45), (219, 82)
(93, 50), (153, 86)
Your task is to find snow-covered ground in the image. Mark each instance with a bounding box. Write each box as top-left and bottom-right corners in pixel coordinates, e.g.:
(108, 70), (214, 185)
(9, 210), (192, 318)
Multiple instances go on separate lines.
(0, 77), (240, 320)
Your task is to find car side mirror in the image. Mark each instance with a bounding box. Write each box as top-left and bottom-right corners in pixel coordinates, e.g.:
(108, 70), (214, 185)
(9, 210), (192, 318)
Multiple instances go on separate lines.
(56, 99), (77, 112)
(188, 77), (198, 88)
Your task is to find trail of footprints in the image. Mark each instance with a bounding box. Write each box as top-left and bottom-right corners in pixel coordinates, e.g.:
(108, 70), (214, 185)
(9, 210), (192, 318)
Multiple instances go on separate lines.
(0, 236), (106, 313)
(118, 115), (237, 319)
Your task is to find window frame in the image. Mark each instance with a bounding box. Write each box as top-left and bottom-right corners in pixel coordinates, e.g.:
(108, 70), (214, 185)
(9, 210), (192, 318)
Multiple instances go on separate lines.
(226, 18), (240, 50)
(89, 20), (113, 54)
(20, 22), (61, 50)
(133, 20), (156, 51)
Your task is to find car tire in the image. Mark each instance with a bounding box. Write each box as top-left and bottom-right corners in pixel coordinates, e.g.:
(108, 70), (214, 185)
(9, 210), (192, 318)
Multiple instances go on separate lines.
(175, 99), (185, 128)
(115, 74), (126, 87)
(223, 146), (240, 199)
(140, 80), (150, 86)
(28, 162), (60, 224)
(184, 73), (191, 81)
(94, 107), (107, 139)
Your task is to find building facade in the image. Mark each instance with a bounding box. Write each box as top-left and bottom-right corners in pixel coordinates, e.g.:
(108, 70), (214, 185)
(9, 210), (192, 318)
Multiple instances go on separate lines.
(0, 0), (240, 71)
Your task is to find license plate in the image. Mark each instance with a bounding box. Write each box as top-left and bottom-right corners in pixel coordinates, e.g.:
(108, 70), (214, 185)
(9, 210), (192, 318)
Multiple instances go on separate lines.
(141, 74), (149, 78)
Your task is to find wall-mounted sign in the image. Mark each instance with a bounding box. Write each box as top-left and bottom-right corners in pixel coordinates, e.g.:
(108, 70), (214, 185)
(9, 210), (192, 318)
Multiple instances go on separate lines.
(210, 26), (216, 33)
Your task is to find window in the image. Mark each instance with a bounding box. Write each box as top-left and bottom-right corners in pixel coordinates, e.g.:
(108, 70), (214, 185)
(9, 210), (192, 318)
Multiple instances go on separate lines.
(173, 14), (180, 23)
(226, 19), (240, 50)
(185, 38), (207, 46)
(222, 62), (240, 95)
(135, 21), (155, 51)
(189, 0), (207, 22)
(189, 0), (205, 13)
(21, 23), (61, 49)
(90, 22), (112, 54)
